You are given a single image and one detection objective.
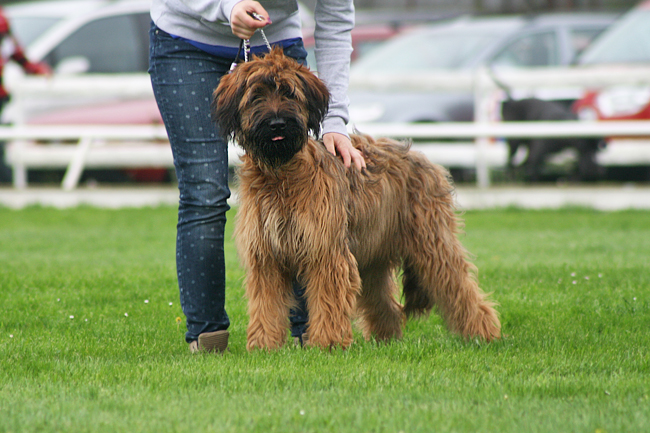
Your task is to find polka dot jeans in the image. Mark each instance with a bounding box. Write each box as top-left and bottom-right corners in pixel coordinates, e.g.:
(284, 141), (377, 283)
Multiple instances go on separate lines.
(149, 23), (309, 343)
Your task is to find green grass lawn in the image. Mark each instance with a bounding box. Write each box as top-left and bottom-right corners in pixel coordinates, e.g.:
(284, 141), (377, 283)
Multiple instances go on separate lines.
(0, 206), (648, 432)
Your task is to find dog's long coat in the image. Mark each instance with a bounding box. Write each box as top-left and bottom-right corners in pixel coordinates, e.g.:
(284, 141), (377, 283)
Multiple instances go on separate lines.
(213, 49), (500, 350)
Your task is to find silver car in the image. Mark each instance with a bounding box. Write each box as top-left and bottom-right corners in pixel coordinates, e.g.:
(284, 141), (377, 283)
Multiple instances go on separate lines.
(348, 13), (617, 124)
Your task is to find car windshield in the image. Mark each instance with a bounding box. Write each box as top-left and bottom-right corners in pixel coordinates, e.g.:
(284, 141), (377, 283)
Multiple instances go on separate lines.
(579, 9), (650, 64)
(351, 25), (512, 74)
(9, 16), (62, 46)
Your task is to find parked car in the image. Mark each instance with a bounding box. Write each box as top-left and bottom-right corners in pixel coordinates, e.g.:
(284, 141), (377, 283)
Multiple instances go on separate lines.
(348, 13), (618, 124)
(2, 0), (154, 125)
(573, 0), (650, 122)
(1, 0), (313, 184)
(3, 0), (315, 125)
(572, 0), (650, 180)
(6, 0), (151, 76)
(6, 0), (314, 77)
(576, 0), (650, 68)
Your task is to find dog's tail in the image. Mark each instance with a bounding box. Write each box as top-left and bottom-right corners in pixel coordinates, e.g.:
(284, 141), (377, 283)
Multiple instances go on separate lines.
(487, 67), (513, 101)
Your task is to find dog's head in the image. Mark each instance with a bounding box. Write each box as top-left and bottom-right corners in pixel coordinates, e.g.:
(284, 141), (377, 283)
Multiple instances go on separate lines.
(212, 47), (330, 167)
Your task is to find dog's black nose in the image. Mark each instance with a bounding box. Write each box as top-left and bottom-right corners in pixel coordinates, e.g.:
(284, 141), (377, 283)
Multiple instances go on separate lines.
(269, 117), (286, 132)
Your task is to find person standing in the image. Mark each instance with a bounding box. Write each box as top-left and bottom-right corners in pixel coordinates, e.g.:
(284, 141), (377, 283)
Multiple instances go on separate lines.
(0, 6), (51, 183)
(0, 7), (51, 109)
(149, 0), (365, 352)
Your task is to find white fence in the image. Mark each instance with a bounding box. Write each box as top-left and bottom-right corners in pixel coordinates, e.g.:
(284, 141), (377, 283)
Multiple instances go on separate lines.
(4, 75), (162, 190)
(3, 74), (242, 189)
(351, 122), (650, 183)
(352, 64), (650, 187)
(4, 65), (650, 189)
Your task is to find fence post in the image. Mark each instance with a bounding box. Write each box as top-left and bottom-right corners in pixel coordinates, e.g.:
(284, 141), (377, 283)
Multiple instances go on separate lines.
(11, 150), (27, 189)
(10, 78), (28, 188)
(62, 137), (93, 191)
(473, 66), (494, 189)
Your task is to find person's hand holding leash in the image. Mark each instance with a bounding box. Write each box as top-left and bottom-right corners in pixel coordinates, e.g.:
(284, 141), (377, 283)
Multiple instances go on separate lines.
(230, 1), (271, 39)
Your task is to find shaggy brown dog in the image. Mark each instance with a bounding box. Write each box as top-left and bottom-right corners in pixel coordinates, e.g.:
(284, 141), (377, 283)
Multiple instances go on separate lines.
(213, 48), (500, 350)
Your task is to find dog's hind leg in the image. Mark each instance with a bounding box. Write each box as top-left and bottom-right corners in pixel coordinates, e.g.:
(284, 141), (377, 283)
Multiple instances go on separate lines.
(245, 262), (294, 351)
(525, 139), (548, 182)
(402, 166), (500, 341)
(303, 250), (360, 349)
(402, 261), (434, 317)
(403, 234), (501, 342)
(356, 263), (404, 342)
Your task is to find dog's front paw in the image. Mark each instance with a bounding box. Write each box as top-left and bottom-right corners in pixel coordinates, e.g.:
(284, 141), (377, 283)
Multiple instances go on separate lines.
(306, 329), (354, 350)
(246, 326), (288, 351)
(246, 335), (286, 351)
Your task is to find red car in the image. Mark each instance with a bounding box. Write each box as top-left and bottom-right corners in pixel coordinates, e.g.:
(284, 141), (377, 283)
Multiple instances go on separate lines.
(573, 0), (650, 122)
(571, 0), (650, 179)
(573, 87), (650, 122)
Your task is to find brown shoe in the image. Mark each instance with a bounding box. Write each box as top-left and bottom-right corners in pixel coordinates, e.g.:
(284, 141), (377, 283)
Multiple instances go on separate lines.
(189, 330), (229, 353)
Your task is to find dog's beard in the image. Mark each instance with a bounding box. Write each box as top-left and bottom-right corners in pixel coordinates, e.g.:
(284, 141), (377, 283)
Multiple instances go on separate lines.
(244, 115), (307, 168)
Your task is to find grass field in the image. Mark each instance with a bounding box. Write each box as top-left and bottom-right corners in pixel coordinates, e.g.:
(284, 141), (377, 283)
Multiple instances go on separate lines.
(0, 206), (648, 432)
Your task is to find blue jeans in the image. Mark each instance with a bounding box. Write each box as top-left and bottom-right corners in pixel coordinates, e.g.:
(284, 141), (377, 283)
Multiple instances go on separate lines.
(148, 23), (308, 343)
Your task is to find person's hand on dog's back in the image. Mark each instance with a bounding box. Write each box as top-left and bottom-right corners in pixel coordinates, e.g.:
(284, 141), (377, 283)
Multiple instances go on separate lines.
(324, 132), (366, 171)
(230, 1), (271, 39)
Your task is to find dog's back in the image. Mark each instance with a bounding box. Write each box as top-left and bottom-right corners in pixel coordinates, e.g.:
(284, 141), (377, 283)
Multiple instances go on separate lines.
(343, 134), (458, 265)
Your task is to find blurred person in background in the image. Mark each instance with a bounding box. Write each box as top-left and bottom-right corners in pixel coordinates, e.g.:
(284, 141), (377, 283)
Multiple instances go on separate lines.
(149, 0), (365, 353)
(0, 7), (51, 109)
(0, 6), (51, 183)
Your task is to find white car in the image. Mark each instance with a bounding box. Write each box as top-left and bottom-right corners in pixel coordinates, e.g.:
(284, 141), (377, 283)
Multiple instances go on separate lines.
(2, 0), (152, 125)
(4, 0), (314, 113)
(6, 0), (152, 76)
(6, 0), (314, 76)
(0, 0), (313, 185)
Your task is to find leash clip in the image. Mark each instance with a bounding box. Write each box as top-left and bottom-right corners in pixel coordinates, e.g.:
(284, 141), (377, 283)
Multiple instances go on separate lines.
(229, 12), (272, 72)
(245, 12), (272, 60)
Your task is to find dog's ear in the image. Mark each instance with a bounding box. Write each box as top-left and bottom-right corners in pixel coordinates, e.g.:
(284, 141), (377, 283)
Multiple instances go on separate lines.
(212, 70), (246, 138)
(297, 68), (330, 136)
